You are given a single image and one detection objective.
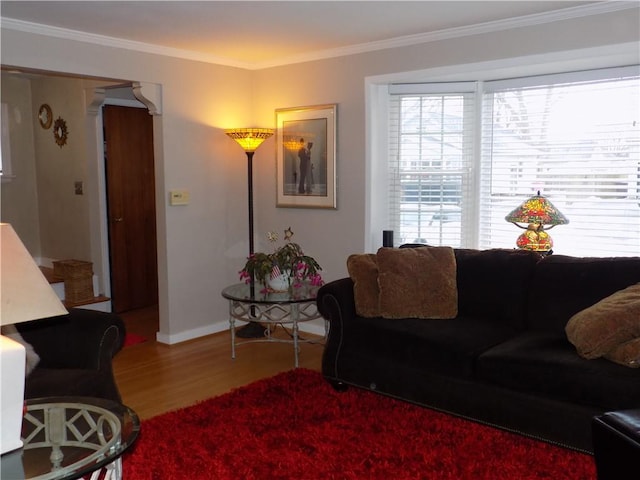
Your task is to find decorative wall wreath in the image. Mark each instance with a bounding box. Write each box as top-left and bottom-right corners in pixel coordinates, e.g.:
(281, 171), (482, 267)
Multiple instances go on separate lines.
(53, 117), (68, 147)
(38, 104), (53, 129)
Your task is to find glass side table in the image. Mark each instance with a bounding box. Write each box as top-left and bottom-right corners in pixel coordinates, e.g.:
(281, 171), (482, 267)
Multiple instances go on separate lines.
(1, 396), (140, 480)
(221, 283), (327, 368)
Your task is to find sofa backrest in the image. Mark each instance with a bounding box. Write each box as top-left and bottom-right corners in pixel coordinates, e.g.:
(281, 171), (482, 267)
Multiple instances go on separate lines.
(454, 248), (542, 329)
(527, 255), (640, 332)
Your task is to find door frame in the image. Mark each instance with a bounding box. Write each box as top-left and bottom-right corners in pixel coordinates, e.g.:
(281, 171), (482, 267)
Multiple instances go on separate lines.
(85, 83), (162, 309)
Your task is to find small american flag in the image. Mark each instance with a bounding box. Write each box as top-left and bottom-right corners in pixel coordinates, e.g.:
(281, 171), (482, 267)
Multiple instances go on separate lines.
(270, 265), (281, 279)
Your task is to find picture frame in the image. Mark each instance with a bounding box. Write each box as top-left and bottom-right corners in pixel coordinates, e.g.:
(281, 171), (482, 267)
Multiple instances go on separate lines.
(275, 104), (337, 209)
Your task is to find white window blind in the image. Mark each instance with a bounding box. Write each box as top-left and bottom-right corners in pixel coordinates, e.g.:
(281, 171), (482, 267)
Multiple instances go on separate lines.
(388, 84), (476, 247)
(480, 67), (640, 256)
(387, 66), (640, 256)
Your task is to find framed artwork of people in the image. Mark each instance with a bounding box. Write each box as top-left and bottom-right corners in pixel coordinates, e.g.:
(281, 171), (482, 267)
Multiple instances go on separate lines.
(275, 104), (337, 209)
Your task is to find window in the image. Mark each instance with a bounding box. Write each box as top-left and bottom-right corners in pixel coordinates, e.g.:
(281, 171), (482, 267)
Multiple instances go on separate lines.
(388, 83), (476, 246)
(0, 103), (13, 180)
(388, 66), (640, 256)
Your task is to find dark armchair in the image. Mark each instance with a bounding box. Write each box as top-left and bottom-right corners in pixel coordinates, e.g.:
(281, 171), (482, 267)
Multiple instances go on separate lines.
(16, 308), (126, 402)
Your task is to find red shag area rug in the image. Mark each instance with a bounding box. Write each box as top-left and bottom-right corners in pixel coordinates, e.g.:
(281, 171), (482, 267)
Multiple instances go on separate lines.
(123, 369), (596, 479)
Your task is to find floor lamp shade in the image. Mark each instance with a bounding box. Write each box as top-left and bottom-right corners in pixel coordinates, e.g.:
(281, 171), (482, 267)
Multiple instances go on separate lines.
(1, 223), (67, 454)
(224, 128), (274, 153)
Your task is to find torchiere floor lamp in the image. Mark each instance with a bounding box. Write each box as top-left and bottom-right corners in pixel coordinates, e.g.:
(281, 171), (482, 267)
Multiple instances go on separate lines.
(225, 128), (274, 338)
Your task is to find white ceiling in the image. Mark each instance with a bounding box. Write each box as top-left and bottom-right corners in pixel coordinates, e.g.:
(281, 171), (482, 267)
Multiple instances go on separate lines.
(0, 1), (618, 69)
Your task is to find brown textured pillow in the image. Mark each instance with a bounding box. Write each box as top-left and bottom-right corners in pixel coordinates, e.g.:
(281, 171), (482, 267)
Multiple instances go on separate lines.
(376, 246), (457, 319)
(605, 337), (640, 368)
(347, 253), (380, 317)
(565, 283), (640, 360)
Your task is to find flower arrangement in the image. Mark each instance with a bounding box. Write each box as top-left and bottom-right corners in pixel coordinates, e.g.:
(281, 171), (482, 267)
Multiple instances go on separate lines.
(239, 227), (323, 291)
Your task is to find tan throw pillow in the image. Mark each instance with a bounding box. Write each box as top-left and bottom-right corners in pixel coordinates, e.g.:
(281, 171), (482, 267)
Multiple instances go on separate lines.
(565, 283), (640, 360)
(605, 337), (640, 368)
(377, 246), (457, 319)
(347, 253), (380, 317)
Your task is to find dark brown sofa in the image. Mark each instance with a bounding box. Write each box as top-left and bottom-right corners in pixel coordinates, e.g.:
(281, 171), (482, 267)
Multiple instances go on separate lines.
(317, 248), (640, 453)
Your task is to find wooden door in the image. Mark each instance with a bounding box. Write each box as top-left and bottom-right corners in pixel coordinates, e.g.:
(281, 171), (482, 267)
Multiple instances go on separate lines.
(103, 105), (158, 313)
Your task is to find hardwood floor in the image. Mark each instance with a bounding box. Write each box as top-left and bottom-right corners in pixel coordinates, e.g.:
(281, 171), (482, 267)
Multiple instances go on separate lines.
(113, 306), (324, 420)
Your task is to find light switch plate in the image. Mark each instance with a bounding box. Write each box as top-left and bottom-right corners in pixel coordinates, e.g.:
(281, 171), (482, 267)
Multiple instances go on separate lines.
(169, 190), (190, 206)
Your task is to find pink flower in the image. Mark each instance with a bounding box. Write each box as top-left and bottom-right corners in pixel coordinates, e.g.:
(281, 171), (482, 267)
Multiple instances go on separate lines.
(239, 269), (251, 284)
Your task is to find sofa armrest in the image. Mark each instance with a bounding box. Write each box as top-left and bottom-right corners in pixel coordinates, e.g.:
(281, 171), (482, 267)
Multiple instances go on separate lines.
(317, 277), (356, 321)
(317, 278), (357, 379)
(16, 308), (125, 372)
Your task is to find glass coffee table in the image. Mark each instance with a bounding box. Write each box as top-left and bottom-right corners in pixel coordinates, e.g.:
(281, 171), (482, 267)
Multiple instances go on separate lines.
(222, 283), (327, 368)
(1, 396), (140, 480)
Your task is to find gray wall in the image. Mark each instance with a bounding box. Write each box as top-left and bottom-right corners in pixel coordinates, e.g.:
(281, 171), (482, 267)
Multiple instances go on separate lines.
(2, 5), (638, 342)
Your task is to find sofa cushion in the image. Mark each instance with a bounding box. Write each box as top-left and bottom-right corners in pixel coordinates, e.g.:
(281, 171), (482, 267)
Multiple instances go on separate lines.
(340, 312), (518, 378)
(606, 338), (640, 368)
(565, 283), (640, 360)
(477, 332), (640, 410)
(528, 255), (640, 332)
(377, 246), (457, 319)
(346, 253), (380, 317)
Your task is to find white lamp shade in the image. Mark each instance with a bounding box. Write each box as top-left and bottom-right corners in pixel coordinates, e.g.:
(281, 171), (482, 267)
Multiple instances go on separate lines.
(0, 223), (68, 454)
(1, 223), (67, 325)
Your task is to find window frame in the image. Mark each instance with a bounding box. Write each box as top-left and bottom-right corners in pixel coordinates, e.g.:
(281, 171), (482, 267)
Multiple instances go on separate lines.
(1, 102), (14, 181)
(365, 43), (640, 253)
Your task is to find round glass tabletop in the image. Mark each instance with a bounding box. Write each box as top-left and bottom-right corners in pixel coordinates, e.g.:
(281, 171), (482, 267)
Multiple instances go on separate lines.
(222, 282), (320, 304)
(2, 396), (140, 480)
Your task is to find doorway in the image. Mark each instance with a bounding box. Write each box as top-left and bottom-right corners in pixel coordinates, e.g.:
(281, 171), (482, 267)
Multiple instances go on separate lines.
(102, 104), (159, 313)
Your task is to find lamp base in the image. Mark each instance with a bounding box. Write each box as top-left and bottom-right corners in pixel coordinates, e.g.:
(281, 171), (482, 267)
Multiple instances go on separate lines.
(515, 225), (553, 252)
(236, 321), (267, 338)
(1, 335), (26, 454)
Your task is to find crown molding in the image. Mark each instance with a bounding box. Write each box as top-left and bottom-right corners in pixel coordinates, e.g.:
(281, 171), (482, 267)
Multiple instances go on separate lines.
(1, 2), (636, 71)
(255, 2), (638, 69)
(0, 16), (253, 70)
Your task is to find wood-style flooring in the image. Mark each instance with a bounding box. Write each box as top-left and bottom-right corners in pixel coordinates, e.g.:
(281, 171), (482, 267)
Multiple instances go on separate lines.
(113, 306), (324, 420)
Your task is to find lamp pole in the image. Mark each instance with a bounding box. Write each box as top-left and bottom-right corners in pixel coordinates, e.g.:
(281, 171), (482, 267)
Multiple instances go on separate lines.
(246, 150), (255, 300)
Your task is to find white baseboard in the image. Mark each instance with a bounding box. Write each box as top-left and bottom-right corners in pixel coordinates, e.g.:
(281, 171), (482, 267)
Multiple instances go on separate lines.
(156, 318), (327, 345)
(298, 319), (327, 337)
(156, 321), (227, 345)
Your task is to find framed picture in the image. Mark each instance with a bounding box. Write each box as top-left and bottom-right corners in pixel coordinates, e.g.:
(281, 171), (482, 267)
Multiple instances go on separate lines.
(275, 104), (337, 209)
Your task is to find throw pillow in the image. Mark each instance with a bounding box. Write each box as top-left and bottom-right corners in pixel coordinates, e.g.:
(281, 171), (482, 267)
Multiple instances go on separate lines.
(347, 253), (380, 317)
(376, 246), (458, 319)
(605, 337), (640, 368)
(1, 324), (41, 376)
(565, 283), (640, 360)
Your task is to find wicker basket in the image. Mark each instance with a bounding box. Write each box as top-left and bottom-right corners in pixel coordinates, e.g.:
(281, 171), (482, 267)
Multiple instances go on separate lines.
(53, 260), (94, 303)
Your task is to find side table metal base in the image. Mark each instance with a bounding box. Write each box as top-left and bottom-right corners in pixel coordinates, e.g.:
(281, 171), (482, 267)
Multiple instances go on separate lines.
(223, 283), (327, 368)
